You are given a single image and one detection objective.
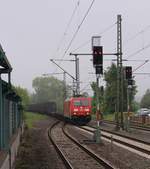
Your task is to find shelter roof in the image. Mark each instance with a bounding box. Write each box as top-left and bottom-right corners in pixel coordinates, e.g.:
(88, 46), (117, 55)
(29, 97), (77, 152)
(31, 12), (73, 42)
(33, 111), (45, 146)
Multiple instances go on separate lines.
(0, 44), (12, 71)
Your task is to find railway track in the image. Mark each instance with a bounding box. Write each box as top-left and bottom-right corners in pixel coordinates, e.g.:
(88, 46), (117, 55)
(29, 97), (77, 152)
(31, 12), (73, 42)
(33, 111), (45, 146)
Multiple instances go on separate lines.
(89, 123), (150, 145)
(77, 125), (150, 159)
(48, 121), (116, 169)
(102, 120), (150, 132)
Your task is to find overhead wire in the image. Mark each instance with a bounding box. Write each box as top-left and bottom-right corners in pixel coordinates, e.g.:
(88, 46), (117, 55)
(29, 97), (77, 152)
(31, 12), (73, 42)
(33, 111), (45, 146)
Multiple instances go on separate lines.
(53, 6), (150, 88)
(79, 74), (95, 93)
(68, 20), (150, 60)
(71, 22), (150, 57)
(54, 0), (96, 69)
(55, 1), (80, 53)
(123, 25), (150, 75)
(123, 24), (150, 63)
(124, 24), (150, 47)
(126, 42), (150, 59)
(80, 23), (150, 88)
(133, 60), (149, 72)
(110, 24), (150, 59)
(80, 77), (105, 93)
(51, 0), (80, 63)
(133, 73), (150, 75)
(125, 59), (149, 62)
(80, 83), (91, 93)
(71, 22), (117, 53)
(80, 73), (104, 93)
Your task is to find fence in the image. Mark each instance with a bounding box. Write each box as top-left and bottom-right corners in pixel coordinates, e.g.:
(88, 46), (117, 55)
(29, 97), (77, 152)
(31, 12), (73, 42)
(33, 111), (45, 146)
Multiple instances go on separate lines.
(130, 115), (150, 125)
(0, 44), (23, 152)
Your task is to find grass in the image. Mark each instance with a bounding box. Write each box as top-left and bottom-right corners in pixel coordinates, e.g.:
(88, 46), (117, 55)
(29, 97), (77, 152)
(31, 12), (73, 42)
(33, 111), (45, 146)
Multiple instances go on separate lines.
(24, 112), (48, 128)
(103, 113), (115, 121)
(91, 114), (96, 120)
(92, 113), (115, 121)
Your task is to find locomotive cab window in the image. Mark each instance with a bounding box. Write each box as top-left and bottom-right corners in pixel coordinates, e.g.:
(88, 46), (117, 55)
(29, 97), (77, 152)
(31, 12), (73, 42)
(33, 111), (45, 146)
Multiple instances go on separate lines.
(74, 100), (81, 106)
(73, 99), (89, 106)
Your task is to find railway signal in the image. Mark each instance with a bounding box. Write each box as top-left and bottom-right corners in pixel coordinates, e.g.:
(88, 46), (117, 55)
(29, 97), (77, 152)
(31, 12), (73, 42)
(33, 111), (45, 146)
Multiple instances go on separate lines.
(95, 65), (103, 74)
(128, 79), (133, 86)
(124, 66), (133, 86)
(125, 66), (132, 79)
(93, 46), (103, 66)
(91, 36), (103, 143)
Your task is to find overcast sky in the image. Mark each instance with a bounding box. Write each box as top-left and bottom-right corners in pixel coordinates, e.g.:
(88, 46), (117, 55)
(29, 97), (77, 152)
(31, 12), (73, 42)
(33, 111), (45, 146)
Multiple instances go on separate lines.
(0, 0), (150, 99)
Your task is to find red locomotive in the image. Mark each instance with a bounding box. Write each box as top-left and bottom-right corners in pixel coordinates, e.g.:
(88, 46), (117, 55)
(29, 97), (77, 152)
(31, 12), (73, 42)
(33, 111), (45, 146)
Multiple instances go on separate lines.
(64, 97), (92, 124)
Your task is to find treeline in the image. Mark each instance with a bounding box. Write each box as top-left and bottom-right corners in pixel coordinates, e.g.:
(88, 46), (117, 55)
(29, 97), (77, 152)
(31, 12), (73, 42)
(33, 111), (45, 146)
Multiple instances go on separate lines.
(14, 76), (72, 112)
(91, 63), (137, 114)
(14, 63), (150, 114)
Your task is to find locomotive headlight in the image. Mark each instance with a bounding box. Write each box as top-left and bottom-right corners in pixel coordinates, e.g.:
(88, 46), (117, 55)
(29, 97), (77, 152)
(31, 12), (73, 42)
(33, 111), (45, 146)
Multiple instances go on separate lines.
(85, 108), (89, 111)
(74, 109), (78, 111)
(73, 112), (77, 115)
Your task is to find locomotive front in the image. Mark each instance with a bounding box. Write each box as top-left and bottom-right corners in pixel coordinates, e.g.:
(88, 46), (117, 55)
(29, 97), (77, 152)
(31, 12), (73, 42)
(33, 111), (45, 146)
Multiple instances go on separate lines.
(70, 97), (92, 124)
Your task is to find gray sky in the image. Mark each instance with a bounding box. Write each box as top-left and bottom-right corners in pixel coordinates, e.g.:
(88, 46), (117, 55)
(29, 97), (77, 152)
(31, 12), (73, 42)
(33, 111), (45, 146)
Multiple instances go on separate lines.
(0, 0), (150, 99)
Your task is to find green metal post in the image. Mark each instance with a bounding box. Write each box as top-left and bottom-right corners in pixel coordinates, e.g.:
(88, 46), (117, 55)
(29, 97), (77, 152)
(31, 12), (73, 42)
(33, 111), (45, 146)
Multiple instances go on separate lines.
(116, 14), (123, 130)
(9, 101), (13, 137)
(127, 85), (130, 132)
(2, 93), (4, 148)
(95, 75), (101, 143)
(3, 95), (10, 150)
(116, 16), (120, 130)
(14, 103), (17, 131)
(0, 77), (2, 149)
(12, 102), (15, 134)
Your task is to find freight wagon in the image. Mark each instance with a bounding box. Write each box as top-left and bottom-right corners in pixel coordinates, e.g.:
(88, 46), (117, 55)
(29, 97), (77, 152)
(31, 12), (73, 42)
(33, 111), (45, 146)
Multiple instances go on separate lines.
(27, 102), (57, 115)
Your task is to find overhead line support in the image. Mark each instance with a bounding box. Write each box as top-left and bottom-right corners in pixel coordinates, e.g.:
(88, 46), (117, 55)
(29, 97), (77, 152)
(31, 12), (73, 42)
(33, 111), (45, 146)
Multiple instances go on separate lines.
(70, 53), (118, 56)
(50, 59), (76, 81)
(116, 15), (124, 130)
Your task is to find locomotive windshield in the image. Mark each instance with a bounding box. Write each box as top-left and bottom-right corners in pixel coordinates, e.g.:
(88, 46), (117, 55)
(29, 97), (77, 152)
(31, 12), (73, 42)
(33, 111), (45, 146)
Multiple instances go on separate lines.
(74, 100), (89, 106)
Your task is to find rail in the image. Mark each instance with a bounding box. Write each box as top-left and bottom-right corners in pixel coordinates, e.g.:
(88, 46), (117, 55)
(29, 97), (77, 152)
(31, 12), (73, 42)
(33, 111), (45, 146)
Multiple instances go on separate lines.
(48, 121), (74, 169)
(102, 120), (150, 132)
(79, 126), (150, 156)
(63, 123), (115, 169)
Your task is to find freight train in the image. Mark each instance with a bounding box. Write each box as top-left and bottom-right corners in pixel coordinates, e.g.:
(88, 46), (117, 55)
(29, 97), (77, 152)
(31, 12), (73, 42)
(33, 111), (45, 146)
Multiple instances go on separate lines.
(27, 102), (57, 115)
(27, 97), (92, 124)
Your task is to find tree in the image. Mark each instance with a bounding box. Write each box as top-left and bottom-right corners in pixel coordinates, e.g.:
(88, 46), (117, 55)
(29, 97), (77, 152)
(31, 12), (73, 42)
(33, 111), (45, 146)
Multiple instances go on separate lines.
(140, 89), (150, 108)
(104, 63), (137, 113)
(104, 63), (117, 113)
(132, 101), (140, 112)
(31, 76), (70, 112)
(91, 82), (104, 114)
(13, 86), (30, 108)
(82, 92), (89, 97)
